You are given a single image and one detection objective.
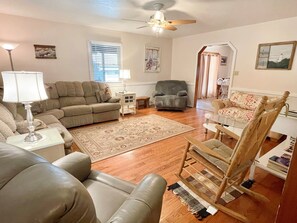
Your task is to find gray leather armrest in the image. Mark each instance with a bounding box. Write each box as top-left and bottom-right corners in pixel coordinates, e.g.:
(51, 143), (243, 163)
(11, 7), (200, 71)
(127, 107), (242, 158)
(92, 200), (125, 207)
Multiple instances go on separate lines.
(88, 170), (136, 194)
(108, 173), (167, 223)
(53, 152), (91, 182)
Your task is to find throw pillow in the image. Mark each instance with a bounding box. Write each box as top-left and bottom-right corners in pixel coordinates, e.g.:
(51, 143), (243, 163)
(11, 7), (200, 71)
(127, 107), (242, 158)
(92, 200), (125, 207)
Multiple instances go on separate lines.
(95, 90), (102, 103)
(177, 90), (188, 96)
(99, 88), (112, 102)
(16, 119), (47, 134)
(0, 103), (17, 133)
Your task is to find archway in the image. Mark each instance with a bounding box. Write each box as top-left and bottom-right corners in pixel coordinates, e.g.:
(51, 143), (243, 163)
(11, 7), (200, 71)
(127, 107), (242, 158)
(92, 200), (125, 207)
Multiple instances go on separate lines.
(193, 41), (237, 109)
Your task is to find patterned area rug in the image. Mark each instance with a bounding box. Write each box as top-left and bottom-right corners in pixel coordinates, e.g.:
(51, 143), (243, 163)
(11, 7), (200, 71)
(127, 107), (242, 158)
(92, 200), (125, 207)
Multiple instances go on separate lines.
(70, 114), (195, 162)
(168, 169), (243, 220)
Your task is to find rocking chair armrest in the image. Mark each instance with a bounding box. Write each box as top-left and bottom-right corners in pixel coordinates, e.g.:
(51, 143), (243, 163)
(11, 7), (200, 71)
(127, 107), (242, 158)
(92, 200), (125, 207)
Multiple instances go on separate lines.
(215, 125), (240, 140)
(184, 136), (230, 164)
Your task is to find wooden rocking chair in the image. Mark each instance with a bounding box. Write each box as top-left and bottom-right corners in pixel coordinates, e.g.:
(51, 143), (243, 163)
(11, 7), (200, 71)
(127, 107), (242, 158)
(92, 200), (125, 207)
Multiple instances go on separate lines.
(177, 91), (289, 223)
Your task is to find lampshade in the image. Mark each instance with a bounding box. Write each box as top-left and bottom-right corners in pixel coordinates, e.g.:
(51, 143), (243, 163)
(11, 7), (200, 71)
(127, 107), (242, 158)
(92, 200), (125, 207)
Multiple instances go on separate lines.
(1, 71), (48, 103)
(0, 43), (19, 51)
(119, 69), (131, 79)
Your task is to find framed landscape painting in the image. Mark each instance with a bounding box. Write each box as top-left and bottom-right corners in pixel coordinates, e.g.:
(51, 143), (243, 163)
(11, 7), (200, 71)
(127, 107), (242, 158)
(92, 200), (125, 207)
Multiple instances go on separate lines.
(34, 44), (57, 59)
(255, 41), (296, 70)
(144, 46), (160, 73)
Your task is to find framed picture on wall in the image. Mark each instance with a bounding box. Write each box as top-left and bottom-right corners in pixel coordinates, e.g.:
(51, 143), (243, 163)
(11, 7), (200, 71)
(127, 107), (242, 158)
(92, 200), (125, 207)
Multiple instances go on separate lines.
(34, 44), (57, 59)
(144, 46), (161, 72)
(255, 41), (296, 70)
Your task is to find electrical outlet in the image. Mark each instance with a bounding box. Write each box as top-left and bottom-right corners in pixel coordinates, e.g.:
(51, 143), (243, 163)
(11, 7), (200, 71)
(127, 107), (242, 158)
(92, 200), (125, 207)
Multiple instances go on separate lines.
(234, 71), (239, 76)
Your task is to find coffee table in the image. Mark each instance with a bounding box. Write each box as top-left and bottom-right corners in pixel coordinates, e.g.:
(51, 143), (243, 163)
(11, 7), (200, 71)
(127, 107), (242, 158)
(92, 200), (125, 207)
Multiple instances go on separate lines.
(203, 112), (246, 139)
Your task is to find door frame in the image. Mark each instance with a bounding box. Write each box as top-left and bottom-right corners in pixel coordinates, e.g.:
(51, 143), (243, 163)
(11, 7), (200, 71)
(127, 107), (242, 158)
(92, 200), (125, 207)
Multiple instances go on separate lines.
(193, 41), (237, 107)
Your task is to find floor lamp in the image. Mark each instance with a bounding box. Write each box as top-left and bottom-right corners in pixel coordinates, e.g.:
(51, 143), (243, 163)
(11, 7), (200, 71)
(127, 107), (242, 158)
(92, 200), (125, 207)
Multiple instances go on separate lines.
(1, 71), (48, 142)
(0, 43), (19, 71)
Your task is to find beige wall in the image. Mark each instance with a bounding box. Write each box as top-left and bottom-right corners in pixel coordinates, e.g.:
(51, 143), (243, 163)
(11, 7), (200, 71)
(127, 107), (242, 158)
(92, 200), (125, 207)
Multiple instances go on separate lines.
(0, 13), (172, 84)
(171, 16), (297, 96)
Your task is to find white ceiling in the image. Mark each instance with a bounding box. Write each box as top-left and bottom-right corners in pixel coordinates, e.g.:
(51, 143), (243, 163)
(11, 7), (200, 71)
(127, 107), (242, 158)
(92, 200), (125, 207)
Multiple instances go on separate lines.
(1, 0), (297, 38)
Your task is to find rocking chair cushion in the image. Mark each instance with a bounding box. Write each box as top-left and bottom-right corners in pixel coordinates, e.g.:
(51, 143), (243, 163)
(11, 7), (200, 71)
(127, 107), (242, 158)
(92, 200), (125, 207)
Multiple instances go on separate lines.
(193, 139), (233, 173)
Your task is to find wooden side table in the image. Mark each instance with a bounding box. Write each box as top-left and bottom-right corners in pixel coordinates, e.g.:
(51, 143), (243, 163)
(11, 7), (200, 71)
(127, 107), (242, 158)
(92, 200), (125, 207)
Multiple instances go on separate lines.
(136, 96), (150, 109)
(6, 128), (65, 162)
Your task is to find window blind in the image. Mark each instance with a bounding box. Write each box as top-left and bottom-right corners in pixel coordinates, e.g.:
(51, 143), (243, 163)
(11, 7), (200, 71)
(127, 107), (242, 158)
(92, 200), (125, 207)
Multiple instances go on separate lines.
(90, 42), (121, 82)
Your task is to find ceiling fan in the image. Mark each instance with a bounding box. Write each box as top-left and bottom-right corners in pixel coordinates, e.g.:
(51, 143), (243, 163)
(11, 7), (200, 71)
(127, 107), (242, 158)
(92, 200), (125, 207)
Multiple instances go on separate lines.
(130, 3), (196, 33)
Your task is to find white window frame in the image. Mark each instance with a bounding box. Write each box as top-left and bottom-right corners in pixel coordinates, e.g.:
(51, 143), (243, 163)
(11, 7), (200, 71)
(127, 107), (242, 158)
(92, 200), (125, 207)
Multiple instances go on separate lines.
(88, 40), (122, 83)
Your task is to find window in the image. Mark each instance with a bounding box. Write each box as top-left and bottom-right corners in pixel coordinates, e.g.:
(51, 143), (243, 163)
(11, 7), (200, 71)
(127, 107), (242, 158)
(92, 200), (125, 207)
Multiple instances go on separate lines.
(89, 41), (121, 82)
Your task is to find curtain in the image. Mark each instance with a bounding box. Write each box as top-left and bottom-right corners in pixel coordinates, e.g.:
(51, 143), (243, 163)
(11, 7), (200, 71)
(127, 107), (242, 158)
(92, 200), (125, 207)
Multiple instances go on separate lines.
(197, 53), (220, 99)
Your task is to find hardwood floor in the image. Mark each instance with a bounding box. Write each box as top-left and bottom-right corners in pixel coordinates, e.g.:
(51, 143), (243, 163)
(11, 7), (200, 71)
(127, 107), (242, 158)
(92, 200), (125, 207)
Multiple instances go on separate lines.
(73, 107), (284, 223)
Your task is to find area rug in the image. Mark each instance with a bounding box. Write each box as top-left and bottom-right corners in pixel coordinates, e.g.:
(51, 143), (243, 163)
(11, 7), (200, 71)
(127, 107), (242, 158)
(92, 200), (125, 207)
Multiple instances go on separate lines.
(70, 114), (195, 162)
(168, 169), (243, 220)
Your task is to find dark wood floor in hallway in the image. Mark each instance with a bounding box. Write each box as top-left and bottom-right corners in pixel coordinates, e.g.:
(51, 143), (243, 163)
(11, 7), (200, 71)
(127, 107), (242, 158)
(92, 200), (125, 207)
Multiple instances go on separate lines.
(73, 107), (284, 223)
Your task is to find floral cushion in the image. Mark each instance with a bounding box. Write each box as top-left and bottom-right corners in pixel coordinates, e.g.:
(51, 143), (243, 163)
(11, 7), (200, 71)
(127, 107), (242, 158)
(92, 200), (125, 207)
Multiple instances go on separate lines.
(218, 107), (255, 122)
(230, 91), (262, 110)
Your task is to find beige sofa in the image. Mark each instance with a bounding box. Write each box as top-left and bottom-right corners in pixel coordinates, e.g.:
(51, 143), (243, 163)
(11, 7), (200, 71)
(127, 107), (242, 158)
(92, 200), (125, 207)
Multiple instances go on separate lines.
(32, 81), (121, 128)
(0, 81), (120, 150)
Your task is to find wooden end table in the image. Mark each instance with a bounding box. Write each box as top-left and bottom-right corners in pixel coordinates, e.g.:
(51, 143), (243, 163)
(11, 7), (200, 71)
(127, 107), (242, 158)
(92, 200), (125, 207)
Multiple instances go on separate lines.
(136, 96), (150, 109)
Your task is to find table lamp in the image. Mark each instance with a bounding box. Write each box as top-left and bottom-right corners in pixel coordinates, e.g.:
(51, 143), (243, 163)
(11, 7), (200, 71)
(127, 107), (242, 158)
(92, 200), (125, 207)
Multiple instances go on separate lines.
(119, 69), (131, 92)
(0, 43), (19, 71)
(1, 71), (48, 142)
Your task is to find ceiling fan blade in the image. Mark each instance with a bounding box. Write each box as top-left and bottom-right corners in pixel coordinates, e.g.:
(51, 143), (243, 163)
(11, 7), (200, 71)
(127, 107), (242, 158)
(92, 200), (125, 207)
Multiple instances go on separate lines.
(122, 18), (147, 23)
(167, 20), (196, 25)
(164, 25), (177, 31)
(137, 25), (149, 29)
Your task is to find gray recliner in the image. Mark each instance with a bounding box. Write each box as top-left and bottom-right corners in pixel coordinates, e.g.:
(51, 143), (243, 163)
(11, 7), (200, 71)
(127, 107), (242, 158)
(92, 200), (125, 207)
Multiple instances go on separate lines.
(154, 80), (188, 110)
(0, 143), (167, 223)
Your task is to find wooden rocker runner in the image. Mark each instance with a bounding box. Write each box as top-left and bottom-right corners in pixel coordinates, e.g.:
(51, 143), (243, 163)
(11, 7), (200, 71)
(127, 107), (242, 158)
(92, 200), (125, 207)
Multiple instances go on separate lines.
(177, 91), (289, 223)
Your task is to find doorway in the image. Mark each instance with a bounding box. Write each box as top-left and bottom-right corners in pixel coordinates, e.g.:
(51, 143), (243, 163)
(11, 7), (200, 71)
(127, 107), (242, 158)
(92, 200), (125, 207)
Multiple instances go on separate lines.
(194, 42), (237, 111)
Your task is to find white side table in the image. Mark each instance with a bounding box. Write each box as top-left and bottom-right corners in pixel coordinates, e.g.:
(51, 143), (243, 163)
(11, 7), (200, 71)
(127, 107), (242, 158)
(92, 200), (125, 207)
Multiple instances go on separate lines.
(115, 91), (137, 116)
(6, 128), (65, 162)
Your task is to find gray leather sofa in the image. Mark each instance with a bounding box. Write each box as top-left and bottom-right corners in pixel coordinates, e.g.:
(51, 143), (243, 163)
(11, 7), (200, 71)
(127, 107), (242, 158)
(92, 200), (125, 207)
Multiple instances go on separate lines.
(154, 80), (188, 111)
(0, 143), (167, 223)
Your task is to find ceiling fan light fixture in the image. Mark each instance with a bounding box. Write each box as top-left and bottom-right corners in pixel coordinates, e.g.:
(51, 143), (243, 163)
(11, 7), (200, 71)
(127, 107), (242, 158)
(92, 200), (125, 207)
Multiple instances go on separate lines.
(152, 25), (163, 34)
(153, 10), (164, 21)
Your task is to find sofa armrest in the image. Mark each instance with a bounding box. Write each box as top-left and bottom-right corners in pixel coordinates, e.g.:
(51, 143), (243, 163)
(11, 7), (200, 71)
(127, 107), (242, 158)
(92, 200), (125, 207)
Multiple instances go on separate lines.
(177, 90), (188, 97)
(107, 97), (121, 103)
(212, 99), (230, 113)
(53, 152), (91, 182)
(108, 173), (167, 223)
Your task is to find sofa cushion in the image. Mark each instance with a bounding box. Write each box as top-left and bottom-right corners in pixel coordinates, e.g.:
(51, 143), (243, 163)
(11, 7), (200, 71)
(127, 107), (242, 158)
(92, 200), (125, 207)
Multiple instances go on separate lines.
(62, 105), (92, 117)
(36, 109), (64, 120)
(82, 81), (100, 97)
(0, 119), (14, 140)
(99, 89), (112, 102)
(59, 96), (86, 107)
(177, 90), (188, 96)
(56, 81), (84, 97)
(85, 96), (98, 105)
(16, 119), (47, 134)
(0, 103), (16, 132)
(44, 99), (60, 110)
(218, 107), (255, 122)
(45, 83), (59, 99)
(230, 91), (262, 110)
(90, 103), (121, 113)
(95, 91), (102, 103)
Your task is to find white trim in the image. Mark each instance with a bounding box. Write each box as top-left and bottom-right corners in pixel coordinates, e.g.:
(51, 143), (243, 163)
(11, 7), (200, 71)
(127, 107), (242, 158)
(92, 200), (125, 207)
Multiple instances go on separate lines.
(108, 81), (157, 87)
(230, 87), (297, 97)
